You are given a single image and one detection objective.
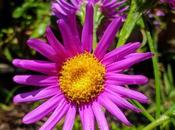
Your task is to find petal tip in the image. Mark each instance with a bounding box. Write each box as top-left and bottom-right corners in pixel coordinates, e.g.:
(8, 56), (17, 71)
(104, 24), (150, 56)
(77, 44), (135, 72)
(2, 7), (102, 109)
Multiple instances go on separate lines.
(26, 38), (35, 46)
(141, 76), (149, 84)
(22, 116), (30, 124)
(12, 59), (20, 66)
(13, 75), (18, 82)
(13, 95), (19, 104)
(126, 121), (132, 126)
(22, 114), (36, 125)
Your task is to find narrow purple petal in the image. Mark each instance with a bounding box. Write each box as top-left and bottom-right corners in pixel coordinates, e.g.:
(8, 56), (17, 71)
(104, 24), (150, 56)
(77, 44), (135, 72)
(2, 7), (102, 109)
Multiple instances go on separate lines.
(13, 75), (57, 87)
(59, 0), (77, 10)
(80, 105), (95, 130)
(106, 52), (153, 72)
(70, 0), (81, 8)
(104, 89), (140, 112)
(27, 39), (58, 62)
(105, 79), (125, 85)
(58, 0), (77, 15)
(105, 73), (148, 85)
(92, 102), (109, 130)
(63, 105), (76, 130)
(98, 95), (131, 125)
(79, 106), (85, 129)
(102, 0), (118, 8)
(82, 2), (94, 52)
(13, 59), (57, 75)
(102, 0), (126, 10)
(23, 94), (63, 124)
(125, 52), (153, 59)
(107, 85), (148, 103)
(46, 27), (69, 59)
(39, 99), (69, 130)
(67, 14), (82, 46)
(52, 2), (68, 16)
(102, 0), (108, 4)
(13, 86), (59, 103)
(118, 6), (129, 13)
(57, 19), (82, 56)
(102, 42), (141, 65)
(94, 17), (122, 60)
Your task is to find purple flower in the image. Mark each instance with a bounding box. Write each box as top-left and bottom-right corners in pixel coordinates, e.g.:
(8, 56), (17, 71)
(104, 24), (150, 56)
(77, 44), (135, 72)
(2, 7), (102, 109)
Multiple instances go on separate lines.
(13, 2), (152, 130)
(100, 0), (128, 18)
(52, 0), (128, 19)
(160, 0), (175, 8)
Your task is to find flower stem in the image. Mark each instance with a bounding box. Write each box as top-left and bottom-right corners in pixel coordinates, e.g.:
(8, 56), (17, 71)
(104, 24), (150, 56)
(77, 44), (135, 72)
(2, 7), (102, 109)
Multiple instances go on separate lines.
(117, 0), (142, 47)
(132, 100), (155, 122)
(145, 26), (161, 119)
(138, 17), (161, 119)
(143, 104), (175, 130)
(143, 115), (169, 130)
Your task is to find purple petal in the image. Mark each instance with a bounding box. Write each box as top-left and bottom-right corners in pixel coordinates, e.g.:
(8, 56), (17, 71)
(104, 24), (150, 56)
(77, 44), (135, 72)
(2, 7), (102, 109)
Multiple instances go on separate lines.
(46, 27), (69, 60)
(27, 39), (58, 62)
(23, 94), (63, 124)
(13, 59), (57, 75)
(82, 2), (94, 52)
(59, 0), (77, 11)
(80, 105), (95, 130)
(98, 94), (131, 125)
(105, 73), (148, 85)
(102, 0), (126, 9)
(79, 106), (85, 129)
(63, 105), (76, 130)
(105, 79), (125, 85)
(94, 17), (122, 60)
(57, 0), (77, 15)
(92, 102), (109, 130)
(117, 6), (129, 13)
(70, 0), (82, 8)
(70, 0), (81, 8)
(13, 86), (59, 103)
(13, 75), (57, 87)
(52, 2), (68, 16)
(106, 85), (148, 103)
(104, 89), (140, 112)
(57, 19), (82, 56)
(102, 0), (108, 4)
(106, 52), (153, 72)
(102, 42), (141, 65)
(39, 99), (69, 130)
(67, 14), (82, 47)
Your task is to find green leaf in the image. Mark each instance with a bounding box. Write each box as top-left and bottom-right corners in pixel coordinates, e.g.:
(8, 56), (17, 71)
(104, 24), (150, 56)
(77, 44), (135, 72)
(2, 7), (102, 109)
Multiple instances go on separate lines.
(143, 105), (175, 130)
(117, 0), (142, 47)
(12, 7), (25, 18)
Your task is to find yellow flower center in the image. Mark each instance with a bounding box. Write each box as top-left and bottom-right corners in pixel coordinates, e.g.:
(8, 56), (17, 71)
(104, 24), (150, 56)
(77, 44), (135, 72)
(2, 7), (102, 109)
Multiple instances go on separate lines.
(59, 52), (105, 104)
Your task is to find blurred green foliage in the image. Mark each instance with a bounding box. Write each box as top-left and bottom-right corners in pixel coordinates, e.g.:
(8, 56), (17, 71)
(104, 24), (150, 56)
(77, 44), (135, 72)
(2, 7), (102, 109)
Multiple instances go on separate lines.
(0, 0), (50, 105)
(0, 0), (50, 63)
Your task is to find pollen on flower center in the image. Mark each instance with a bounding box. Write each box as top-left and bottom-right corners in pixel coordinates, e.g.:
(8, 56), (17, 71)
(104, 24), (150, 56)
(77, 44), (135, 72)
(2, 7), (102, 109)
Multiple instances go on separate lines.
(59, 52), (106, 104)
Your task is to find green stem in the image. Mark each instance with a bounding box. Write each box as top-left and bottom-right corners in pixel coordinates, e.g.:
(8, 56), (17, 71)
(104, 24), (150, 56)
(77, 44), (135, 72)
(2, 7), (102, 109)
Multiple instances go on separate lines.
(132, 100), (155, 122)
(145, 27), (161, 119)
(93, 4), (99, 50)
(138, 18), (161, 119)
(117, 0), (142, 47)
(143, 115), (169, 130)
(143, 105), (175, 130)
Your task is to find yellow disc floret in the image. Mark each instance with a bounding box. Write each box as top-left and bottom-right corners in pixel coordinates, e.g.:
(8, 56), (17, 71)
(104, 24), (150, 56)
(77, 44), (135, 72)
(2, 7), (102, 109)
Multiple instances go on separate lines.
(59, 52), (105, 104)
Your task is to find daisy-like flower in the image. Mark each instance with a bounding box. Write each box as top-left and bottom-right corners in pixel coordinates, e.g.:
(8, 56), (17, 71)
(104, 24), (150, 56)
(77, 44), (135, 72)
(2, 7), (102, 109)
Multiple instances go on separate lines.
(52, 0), (128, 19)
(13, 2), (152, 130)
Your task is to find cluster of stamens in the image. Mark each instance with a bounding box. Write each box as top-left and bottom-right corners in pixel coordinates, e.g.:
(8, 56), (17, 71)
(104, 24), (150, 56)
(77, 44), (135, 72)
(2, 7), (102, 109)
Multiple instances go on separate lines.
(59, 52), (105, 104)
